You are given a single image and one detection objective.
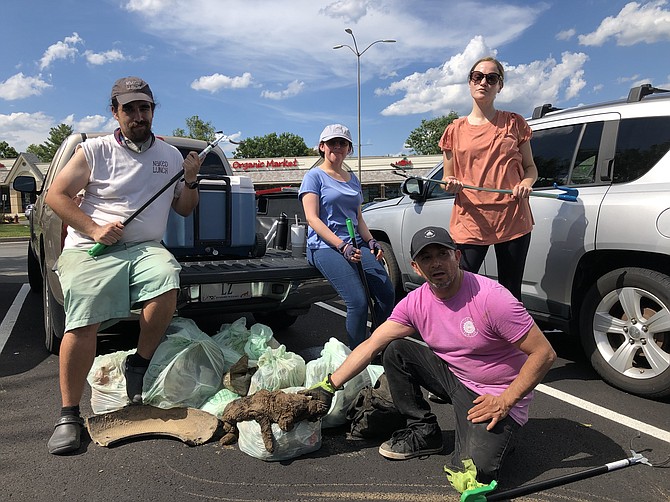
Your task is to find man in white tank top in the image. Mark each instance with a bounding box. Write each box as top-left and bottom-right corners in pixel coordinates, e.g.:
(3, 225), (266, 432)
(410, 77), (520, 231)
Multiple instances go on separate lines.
(44, 77), (203, 455)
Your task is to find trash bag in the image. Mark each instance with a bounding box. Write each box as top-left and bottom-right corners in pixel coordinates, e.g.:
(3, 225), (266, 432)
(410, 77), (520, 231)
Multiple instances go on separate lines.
(212, 317), (280, 370)
(201, 388), (240, 419)
(236, 387), (322, 461)
(248, 345), (306, 394)
(304, 338), (383, 428)
(346, 373), (406, 439)
(223, 354), (256, 396)
(143, 317), (225, 409)
(87, 349), (136, 414)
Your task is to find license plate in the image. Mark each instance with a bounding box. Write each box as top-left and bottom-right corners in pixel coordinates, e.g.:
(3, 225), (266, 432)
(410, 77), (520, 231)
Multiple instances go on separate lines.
(200, 283), (251, 302)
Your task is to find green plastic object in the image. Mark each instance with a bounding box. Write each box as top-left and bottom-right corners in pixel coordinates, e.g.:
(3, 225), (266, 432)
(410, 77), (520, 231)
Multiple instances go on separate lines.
(345, 218), (356, 242)
(88, 242), (105, 257)
(460, 481), (497, 502)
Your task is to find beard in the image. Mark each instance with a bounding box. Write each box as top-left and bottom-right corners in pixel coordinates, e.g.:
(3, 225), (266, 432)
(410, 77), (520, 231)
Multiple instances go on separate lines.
(124, 122), (152, 143)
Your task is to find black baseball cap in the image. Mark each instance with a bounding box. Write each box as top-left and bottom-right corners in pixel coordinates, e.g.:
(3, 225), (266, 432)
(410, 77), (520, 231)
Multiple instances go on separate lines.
(410, 226), (457, 259)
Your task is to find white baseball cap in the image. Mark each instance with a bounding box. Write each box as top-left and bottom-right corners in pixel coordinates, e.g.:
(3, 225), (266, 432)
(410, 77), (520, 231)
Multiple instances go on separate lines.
(319, 124), (353, 143)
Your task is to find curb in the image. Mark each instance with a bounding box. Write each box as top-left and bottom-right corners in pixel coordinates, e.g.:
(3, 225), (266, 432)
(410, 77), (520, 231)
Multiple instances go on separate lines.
(0, 237), (30, 243)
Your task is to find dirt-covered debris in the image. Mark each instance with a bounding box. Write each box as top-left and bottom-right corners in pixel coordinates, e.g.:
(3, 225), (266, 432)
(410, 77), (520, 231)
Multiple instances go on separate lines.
(220, 389), (327, 452)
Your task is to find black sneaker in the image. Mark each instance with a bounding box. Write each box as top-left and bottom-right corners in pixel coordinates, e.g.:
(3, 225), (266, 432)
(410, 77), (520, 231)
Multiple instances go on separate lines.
(123, 356), (147, 405)
(379, 427), (443, 460)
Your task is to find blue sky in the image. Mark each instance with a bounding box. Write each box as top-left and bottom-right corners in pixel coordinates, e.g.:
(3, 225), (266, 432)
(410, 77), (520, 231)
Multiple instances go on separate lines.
(1, 0), (670, 157)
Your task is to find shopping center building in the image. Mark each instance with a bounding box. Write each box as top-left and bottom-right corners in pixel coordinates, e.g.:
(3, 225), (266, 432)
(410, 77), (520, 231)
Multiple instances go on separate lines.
(0, 151), (443, 216)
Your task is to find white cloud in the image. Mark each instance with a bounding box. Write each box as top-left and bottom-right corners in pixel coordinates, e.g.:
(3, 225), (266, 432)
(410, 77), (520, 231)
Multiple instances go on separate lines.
(83, 49), (127, 65)
(39, 32), (83, 70)
(261, 80), (305, 100)
(556, 28), (576, 41)
(191, 73), (255, 93)
(0, 73), (52, 101)
(578, 0), (670, 46)
(319, 0), (370, 22)
(0, 111), (54, 151)
(377, 37), (588, 118)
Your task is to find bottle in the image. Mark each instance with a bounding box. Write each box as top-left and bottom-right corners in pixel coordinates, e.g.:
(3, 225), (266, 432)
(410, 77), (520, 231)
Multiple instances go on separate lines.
(276, 212), (288, 250)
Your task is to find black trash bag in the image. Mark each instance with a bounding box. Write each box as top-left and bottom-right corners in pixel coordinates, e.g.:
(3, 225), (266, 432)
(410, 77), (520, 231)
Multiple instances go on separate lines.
(345, 373), (406, 439)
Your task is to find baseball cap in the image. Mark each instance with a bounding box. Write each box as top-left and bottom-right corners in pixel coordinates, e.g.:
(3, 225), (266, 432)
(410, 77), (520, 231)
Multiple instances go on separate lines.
(410, 226), (457, 259)
(111, 76), (154, 105)
(319, 124), (352, 143)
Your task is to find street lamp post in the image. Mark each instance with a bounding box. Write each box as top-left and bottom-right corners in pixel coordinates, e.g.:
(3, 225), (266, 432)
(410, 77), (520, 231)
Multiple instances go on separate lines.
(333, 29), (395, 185)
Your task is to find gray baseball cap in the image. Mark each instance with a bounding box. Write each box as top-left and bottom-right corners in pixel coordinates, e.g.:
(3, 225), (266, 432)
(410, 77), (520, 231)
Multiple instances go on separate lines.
(111, 76), (154, 105)
(410, 226), (457, 259)
(319, 124), (352, 143)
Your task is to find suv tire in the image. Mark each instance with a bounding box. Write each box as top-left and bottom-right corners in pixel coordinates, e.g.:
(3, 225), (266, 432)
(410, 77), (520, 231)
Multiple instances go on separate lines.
(379, 241), (403, 299)
(580, 267), (670, 398)
(43, 262), (65, 355)
(27, 246), (42, 294)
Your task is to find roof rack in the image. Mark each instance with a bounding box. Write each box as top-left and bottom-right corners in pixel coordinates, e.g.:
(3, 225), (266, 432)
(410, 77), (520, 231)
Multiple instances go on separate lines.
(532, 103), (562, 119)
(627, 84), (670, 103)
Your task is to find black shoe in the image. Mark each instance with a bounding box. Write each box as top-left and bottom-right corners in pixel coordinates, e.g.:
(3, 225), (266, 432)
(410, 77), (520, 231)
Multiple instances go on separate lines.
(47, 415), (84, 455)
(123, 356), (148, 405)
(379, 427), (443, 460)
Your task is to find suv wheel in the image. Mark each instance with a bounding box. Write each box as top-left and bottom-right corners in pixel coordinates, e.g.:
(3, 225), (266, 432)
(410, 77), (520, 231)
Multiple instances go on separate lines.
(379, 241), (403, 299)
(580, 267), (670, 398)
(43, 263), (65, 355)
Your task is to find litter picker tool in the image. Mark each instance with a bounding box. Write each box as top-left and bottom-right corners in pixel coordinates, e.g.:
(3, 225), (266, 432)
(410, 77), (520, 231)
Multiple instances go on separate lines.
(88, 132), (236, 257)
(346, 218), (379, 330)
(392, 169), (579, 202)
(460, 450), (651, 501)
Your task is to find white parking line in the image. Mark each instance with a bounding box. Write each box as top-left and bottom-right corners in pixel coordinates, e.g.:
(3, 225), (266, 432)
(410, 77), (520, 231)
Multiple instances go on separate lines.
(315, 301), (670, 445)
(0, 283), (30, 354)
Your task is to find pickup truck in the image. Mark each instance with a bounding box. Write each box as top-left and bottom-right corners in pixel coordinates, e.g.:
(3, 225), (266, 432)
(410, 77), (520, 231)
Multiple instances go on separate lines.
(13, 132), (335, 354)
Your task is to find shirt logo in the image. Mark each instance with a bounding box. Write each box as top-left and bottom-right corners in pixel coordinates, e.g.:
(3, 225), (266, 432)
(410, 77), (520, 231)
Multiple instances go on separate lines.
(460, 317), (478, 338)
(153, 160), (169, 174)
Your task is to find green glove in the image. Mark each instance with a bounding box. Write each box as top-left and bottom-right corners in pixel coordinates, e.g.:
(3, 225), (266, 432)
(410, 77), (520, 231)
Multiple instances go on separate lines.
(299, 374), (338, 413)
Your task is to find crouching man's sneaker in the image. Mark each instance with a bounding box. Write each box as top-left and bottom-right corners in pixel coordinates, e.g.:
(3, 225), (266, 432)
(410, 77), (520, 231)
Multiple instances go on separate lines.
(379, 427), (443, 460)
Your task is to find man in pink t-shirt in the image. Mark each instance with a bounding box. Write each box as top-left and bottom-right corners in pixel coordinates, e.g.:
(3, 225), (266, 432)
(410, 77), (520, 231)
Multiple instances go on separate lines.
(303, 226), (556, 484)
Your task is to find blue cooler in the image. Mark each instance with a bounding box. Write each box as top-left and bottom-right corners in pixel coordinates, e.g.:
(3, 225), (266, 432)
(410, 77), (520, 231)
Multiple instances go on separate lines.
(163, 175), (257, 258)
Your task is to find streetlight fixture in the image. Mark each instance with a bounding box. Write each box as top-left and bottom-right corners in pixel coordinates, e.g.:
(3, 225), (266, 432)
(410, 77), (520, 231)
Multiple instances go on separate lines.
(333, 28), (395, 185)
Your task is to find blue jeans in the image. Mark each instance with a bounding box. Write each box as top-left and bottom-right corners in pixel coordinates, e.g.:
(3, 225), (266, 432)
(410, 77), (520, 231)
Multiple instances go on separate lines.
(383, 338), (520, 483)
(308, 246), (395, 348)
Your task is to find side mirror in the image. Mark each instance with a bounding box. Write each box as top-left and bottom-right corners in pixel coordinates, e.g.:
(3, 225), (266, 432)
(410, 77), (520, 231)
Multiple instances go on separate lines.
(13, 175), (37, 193)
(400, 178), (425, 201)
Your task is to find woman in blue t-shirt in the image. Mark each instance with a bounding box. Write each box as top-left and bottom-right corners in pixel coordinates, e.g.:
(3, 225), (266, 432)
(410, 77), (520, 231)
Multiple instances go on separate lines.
(299, 124), (395, 348)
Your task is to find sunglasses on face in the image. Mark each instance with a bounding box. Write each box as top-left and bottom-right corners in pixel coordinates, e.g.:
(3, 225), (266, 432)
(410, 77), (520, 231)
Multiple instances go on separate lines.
(324, 139), (350, 148)
(469, 71), (503, 86)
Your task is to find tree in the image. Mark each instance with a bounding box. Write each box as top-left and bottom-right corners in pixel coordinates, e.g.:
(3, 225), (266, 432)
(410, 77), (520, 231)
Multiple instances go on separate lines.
(0, 141), (19, 158)
(405, 113), (459, 155)
(173, 115), (216, 142)
(27, 124), (73, 162)
(233, 132), (317, 158)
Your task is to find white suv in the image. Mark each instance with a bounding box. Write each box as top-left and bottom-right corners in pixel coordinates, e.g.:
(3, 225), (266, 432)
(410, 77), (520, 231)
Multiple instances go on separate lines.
(363, 84), (670, 398)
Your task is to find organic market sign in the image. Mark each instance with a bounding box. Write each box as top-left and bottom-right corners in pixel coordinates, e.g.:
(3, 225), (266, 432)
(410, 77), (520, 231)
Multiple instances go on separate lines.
(232, 158), (300, 171)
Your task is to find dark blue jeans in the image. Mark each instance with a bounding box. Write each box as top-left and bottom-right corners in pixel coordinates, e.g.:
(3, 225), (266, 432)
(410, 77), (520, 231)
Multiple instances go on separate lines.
(308, 246), (395, 348)
(383, 338), (520, 483)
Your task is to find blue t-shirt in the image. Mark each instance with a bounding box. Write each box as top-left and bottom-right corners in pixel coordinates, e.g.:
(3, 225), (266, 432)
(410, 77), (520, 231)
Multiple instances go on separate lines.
(299, 167), (363, 250)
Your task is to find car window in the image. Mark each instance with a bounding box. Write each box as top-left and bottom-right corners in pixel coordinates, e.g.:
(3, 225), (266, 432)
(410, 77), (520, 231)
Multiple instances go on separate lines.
(175, 147), (226, 176)
(612, 116), (670, 183)
(532, 121), (604, 187)
(427, 167), (448, 199)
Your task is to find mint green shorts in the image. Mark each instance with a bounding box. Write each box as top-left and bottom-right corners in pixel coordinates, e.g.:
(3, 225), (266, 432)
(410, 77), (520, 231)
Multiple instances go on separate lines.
(57, 242), (181, 332)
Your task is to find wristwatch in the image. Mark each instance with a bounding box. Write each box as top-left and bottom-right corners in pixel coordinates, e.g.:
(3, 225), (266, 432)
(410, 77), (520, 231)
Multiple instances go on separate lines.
(185, 179), (199, 189)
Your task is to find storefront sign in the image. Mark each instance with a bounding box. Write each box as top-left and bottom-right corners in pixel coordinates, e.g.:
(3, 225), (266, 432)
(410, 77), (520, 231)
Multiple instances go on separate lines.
(232, 158), (300, 171)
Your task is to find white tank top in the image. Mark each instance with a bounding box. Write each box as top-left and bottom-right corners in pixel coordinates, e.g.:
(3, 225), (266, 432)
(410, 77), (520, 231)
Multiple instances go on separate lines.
(64, 134), (185, 249)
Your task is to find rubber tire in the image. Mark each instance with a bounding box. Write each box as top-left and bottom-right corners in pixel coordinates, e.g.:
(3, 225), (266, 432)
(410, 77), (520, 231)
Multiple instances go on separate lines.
(43, 262), (65, 355)
(378, 241), (404, 300)
(253, 311), (299, 331)
(251, 232), (267, 258)
(27, 245), (42, 294)
(579, 267), (670, 398)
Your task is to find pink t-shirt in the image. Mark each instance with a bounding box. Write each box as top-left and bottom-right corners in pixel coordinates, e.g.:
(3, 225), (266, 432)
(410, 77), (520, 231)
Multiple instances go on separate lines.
(388, 271), (535, 425)
(439, 111), (534, 245)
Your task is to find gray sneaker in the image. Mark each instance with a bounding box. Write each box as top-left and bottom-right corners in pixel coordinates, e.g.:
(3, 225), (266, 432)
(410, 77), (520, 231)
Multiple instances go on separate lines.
(379, 427), (443, 460)
(123, 356), (147, 405)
